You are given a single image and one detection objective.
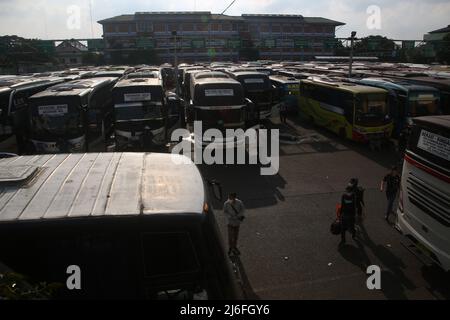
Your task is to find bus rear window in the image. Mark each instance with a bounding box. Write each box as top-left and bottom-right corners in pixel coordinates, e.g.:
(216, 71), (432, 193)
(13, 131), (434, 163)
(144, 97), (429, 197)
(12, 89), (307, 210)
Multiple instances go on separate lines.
(141, 232), (200, 278)
(408, 125), (450, 170)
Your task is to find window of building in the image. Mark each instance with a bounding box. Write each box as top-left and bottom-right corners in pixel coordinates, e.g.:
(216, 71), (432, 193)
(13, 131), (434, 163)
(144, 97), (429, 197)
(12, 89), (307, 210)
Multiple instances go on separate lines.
(232, 23), (238, 31)
(105, 24), (114, 33)
(129, 24), (136, 32)
(272, 24), (281, 33)
(196, 23), (208, 32)
(238, 23), (248, 32)
(222, 23), (231, 31)
(182, 23), (194, 31)
(154, 23), (166, 32)
(168, 23), (179, 32)
(283, 24), (292, 33)
(211, 23), (220, 31)
(260, 24), (270, 33)
(118, 24), (128, 33)
(249, 24), (259, 33)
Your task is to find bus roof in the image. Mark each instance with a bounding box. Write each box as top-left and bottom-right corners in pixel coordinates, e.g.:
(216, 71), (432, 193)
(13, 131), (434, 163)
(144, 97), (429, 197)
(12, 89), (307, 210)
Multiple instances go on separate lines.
(0, 153), (205, 223)
(302, 77), (388, 95)
(30, 77), (116, 98)
(114, 77), (162, 88)
(413, 115), (450, 129)
(358, 78), (440, 94)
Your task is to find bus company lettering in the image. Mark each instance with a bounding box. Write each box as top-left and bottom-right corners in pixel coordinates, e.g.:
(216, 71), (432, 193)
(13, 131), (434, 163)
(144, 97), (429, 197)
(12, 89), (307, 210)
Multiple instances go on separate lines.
(171, 121), (280, 176)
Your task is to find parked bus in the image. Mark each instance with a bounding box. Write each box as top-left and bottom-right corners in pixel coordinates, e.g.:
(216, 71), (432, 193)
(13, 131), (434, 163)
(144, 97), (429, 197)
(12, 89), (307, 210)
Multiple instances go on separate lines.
(0, 152), (243, 299)
(112, 77), (181, 151)
(28, 77), (117, 153)
(270, 75), (300, 115)
(0, 77), (64, 154)
(226, 71), (273, 120)
(397, 116), (450, 271)
(352, 78), (441, 137)
(382, 74), (450, 115)
(299, 77), (393, 145)
(187, 77), (256, 147)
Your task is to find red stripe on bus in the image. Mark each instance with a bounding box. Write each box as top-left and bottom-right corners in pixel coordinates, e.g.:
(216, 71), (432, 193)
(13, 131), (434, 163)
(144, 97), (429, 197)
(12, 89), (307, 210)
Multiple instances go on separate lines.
(404, 154), (450, 183)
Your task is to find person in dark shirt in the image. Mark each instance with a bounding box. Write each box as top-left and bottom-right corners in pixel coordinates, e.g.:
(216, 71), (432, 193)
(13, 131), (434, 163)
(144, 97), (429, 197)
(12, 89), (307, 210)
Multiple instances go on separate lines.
(350, 178), (365, 221)
(380, 166), (401, 222)
(340, 185), (357, 244)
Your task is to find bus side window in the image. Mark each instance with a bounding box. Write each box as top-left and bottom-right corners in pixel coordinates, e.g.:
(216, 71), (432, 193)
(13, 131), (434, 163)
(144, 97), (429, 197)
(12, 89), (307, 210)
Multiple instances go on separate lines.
(341, 92), (354, 124)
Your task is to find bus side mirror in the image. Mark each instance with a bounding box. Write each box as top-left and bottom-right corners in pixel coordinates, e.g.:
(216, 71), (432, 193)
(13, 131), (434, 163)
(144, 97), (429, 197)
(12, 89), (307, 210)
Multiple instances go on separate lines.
(207, 179), (223, 201)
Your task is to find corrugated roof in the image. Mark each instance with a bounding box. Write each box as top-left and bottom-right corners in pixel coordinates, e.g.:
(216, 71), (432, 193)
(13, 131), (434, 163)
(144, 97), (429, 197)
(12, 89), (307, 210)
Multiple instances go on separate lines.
(429, 25), (450, 34)
(98, 12), (344, 26)
(0, 153), (205, 222)
(303, 17), (345, 25)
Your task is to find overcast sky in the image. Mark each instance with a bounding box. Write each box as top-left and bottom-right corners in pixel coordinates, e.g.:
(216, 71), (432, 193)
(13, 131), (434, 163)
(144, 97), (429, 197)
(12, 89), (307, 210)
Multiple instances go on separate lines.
(0, 0), (449, 40)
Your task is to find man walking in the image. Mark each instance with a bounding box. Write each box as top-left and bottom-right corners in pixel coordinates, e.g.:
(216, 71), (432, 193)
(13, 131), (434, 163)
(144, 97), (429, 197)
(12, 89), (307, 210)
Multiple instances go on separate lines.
(340, 184), (357, 245)
(380, 166), (401, 222)
(223, 193), (245, 256)
(350, 178), (365, 224)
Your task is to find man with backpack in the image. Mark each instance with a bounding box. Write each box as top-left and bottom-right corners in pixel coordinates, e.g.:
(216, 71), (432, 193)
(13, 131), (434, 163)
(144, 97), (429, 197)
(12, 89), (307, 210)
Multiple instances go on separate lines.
(223, 193), (246, 256)
(339, 184), (357, 245)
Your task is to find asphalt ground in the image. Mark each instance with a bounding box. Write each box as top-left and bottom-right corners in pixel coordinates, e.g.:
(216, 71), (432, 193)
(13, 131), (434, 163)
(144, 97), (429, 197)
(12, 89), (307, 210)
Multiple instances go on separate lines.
(198, 115), (450, 300)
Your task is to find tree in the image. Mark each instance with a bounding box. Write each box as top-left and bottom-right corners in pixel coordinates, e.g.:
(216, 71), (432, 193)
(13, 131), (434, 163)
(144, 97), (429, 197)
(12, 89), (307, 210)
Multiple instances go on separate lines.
(81, 52), (105, 66)
(239, 40), (260, 61)
(353, 35), (397, 61)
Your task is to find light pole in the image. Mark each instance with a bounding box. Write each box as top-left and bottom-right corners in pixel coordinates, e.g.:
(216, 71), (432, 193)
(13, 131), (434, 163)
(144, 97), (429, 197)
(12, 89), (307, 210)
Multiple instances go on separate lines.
(172, 31), (180, 96)
(349, 31), (357, 78)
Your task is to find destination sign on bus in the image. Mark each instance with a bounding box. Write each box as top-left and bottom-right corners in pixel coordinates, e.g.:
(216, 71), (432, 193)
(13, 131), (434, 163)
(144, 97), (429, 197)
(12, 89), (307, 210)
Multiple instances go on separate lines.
(124, 93), (152, 102)
(244, 78), (265, 84)
(38, 104), (68, 116)
(418, 130), (450, 161)
(205, 89), (234, 97)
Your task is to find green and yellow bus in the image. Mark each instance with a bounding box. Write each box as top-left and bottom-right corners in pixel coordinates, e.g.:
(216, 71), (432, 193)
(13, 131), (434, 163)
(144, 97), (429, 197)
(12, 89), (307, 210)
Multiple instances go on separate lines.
(299, 77), (393, 144)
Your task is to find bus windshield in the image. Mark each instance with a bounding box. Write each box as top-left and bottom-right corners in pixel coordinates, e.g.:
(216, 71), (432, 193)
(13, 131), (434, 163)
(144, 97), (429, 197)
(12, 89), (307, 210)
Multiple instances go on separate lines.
(30, 98), (83, 137)
(408, 94), (440, 117)
(355, 93), (388, 127)
(115, 104), (163, 121)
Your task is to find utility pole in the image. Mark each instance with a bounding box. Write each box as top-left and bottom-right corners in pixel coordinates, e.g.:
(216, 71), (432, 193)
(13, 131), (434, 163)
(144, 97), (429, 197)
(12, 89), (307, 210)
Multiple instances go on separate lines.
(172, 31), (180, 96)
(349, 31), (357, 78)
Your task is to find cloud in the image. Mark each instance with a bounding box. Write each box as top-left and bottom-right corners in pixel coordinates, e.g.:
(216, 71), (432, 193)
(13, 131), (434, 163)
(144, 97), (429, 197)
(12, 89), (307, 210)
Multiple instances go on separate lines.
(0, 0), (449, 40)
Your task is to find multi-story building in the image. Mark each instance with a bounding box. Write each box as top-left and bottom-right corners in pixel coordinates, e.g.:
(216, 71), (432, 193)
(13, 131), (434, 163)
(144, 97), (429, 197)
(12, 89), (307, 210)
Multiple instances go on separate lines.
(98, 11), (344, 63)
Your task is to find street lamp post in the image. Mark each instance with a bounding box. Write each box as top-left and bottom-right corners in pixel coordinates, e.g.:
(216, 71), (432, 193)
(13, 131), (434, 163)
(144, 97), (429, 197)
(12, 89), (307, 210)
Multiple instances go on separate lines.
(172, 31), (180, 96)
(349, 31), (357, 78)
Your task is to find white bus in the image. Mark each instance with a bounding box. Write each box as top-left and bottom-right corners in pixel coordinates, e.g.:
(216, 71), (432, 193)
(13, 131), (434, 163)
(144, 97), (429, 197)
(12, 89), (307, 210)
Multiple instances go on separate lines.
(397, 116), (450, 271)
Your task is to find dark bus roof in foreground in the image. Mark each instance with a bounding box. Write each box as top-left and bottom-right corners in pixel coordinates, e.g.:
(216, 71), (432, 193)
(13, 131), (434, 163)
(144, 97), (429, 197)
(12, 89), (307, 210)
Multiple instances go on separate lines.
(0, 153), (205, 223)
(30, 77), (117, 98)
(413, 115), (450, 129)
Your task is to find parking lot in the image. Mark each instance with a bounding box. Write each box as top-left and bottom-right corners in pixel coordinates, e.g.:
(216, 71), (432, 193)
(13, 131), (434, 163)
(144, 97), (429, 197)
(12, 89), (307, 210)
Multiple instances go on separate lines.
(199, 115), (450, 300)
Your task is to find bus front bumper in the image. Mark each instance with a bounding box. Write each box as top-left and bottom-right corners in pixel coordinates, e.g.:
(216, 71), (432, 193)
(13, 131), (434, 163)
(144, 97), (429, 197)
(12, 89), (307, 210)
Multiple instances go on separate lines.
(397, 211), (450, 271)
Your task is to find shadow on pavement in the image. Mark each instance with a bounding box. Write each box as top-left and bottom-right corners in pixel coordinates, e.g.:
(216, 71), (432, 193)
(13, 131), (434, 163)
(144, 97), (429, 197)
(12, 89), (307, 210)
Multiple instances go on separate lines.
(338, 223), (417, 299)
(230, 255), (261, 300)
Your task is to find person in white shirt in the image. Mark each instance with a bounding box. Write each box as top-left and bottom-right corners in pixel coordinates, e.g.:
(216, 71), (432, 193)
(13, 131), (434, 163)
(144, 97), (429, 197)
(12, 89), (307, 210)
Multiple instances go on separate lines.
(223, 193), (245, 256)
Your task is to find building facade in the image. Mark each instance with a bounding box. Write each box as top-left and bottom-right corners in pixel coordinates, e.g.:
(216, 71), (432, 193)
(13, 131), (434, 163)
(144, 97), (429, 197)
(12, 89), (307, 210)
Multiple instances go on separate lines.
(98, 12), (344, 63)
(423, 25), (450, 58)
(55, 40), (88, 66)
